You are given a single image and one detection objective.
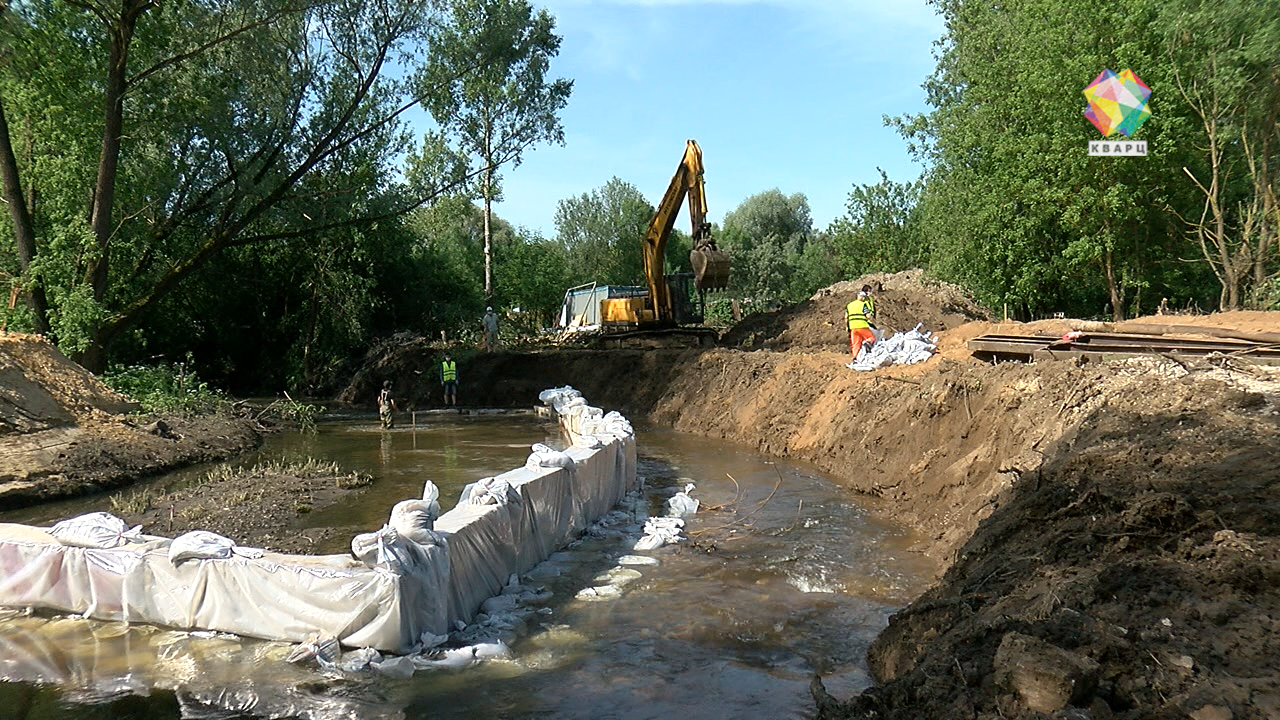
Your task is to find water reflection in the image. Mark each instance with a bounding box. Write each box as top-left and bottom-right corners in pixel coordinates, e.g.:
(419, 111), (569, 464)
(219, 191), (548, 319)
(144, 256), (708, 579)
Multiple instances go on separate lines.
(0, 415), (935, 719)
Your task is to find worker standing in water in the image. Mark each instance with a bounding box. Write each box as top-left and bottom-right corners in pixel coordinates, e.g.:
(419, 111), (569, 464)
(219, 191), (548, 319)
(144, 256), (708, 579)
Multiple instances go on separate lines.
(440, 353), (458, 407)
(845, 285), (877, 366)
(377, 380), (397, 429)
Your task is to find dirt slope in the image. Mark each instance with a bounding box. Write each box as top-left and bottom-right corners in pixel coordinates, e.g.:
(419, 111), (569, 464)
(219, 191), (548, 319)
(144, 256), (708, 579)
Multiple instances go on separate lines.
(0, 333), (262, 508)
(720, 268), (990, 352)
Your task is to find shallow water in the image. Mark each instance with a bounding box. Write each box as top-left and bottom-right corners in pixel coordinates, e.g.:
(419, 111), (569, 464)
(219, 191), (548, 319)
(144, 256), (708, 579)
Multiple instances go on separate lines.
(0, 412), (935, 719)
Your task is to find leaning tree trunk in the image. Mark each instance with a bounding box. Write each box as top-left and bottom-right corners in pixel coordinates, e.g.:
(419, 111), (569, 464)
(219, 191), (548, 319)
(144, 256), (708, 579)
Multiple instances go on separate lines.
(0, 100), (51, 335)
(482, 164), (493, 303)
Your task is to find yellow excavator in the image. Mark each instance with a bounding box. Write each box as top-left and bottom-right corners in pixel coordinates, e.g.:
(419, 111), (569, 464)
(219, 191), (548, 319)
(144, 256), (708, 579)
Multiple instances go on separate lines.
(598, 139), (730, 338)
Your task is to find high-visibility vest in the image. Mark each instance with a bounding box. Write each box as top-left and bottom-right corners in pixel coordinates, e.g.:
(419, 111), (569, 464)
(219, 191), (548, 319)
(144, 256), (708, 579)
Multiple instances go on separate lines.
(441, 360), (457, 382)
(846, 298), (874, 330)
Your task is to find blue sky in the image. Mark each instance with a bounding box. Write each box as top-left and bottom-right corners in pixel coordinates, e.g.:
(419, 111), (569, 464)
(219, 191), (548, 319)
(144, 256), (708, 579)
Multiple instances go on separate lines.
(429, 0), (945, 237)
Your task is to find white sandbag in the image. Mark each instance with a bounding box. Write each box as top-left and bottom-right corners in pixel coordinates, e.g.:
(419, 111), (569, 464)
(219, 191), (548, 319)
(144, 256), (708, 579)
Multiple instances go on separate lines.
(339, 647), (382, 672)
(537, 386), (575, 405)
(168, 530), (234, 564)
(412, 646), (482, 670)
(420, 480), (442, 519)
(526, 443), (574, 471)
(372, 655), (417, 678)
(545, 388), (583, 413)
(459, 476), (520, 507)
(600, 411), (634, 437)
(666, 483), (700, 518)
(390, 500), (441, 545)
(48, 512), (142, 549)
(553, 395), (587, 414)
(572, 434), (604, 449)
(351, 524), (418, 573)
(285, 634), (340, 665)
(849, 324), (938, 372)
(471, 640), (512, 661)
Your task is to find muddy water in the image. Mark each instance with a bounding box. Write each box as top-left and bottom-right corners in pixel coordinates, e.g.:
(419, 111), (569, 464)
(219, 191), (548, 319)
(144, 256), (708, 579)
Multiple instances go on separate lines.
(0, 412), (935, 720)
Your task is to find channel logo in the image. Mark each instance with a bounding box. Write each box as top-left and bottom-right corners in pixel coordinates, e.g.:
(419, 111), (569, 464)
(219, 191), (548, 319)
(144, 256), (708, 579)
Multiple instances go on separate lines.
(1083, 69), (1151, 156)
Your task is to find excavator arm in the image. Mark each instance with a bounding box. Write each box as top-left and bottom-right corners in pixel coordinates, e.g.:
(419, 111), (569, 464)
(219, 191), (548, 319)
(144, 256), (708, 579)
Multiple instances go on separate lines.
(641, 140), (730, 324)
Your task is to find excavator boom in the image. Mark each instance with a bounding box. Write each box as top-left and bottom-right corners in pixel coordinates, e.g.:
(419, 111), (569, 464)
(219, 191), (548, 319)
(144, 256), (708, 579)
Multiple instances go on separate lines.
(584, 139), (730, 341)
(640, 140), (730, 324)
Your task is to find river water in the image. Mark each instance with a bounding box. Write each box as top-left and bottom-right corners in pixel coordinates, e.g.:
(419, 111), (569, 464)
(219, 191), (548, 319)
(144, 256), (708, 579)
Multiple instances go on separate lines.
(0, 412), (935, 720)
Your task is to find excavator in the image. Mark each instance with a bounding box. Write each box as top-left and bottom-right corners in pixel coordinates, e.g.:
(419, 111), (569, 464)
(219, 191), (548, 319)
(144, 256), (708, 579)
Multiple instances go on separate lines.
(595, 139), (730, 344)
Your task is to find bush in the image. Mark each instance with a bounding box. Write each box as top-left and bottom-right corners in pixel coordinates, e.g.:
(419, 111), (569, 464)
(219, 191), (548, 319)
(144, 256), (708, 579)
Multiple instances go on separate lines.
(102, 358), (226, 415)
(256, 393), (325, 434)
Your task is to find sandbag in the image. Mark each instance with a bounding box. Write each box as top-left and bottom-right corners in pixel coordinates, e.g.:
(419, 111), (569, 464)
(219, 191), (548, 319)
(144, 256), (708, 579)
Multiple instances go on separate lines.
(526, 443), (574, 471)
(666, 483), (700, 518)
(390, 500), (442, 545)
(420, 480), (442, 519)
(48, 512), (142, 549)
(167, 530), (265, 564)
(537, 386), (576, 405)
(634, 516), (686, 550)
(459, 476), (520, 507)
(351, 524), (416, 573)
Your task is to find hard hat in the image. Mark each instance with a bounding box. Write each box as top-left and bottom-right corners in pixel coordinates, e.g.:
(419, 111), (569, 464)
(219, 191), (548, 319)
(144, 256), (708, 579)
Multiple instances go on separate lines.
(486, 306), (493, 312)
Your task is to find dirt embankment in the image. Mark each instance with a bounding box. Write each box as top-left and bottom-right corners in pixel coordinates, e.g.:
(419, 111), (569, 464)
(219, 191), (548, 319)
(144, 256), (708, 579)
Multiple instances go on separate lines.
(344, 271), (1280, 719)
(0, 333), (262, 509)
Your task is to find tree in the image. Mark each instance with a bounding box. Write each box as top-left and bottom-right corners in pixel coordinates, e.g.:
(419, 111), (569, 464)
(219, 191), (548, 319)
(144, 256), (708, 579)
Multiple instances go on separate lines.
(720, 189), (814, 302)
(897, 0), (1209, 319)
(494, 229), (569, 329)
(554, 177), (653, 287)
(0, 0), (495, 371)
(1163, 0), (1280, 309)
(828, 168), (926, 277)
(421, 0), (572, 303)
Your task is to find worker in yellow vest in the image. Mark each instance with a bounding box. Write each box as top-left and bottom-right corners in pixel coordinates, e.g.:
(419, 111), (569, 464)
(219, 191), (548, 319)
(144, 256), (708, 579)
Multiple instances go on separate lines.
(845, 285), (877, 363)
(440, 354), (458, 406)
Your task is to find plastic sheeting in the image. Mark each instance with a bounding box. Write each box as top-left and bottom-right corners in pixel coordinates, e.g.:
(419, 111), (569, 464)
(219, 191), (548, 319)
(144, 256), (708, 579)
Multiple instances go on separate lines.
(0, 388), (636, 653)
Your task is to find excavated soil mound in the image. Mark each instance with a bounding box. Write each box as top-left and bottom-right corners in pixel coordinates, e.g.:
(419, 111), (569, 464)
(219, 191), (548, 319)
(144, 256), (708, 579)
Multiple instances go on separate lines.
(720, 269), (990, 352)
(0, 332), (262, 509)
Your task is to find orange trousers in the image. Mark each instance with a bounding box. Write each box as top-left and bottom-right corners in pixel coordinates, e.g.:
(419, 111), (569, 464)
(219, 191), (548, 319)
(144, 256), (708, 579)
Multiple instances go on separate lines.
(849, 328), (876, 359)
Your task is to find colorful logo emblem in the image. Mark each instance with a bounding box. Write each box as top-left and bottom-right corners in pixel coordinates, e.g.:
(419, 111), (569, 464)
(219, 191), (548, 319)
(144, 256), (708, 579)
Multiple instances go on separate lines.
(1083, 69), (1151, 137)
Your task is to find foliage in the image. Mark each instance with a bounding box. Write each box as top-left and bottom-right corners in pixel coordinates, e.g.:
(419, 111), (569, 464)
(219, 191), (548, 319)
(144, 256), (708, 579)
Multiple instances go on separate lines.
(1159, 0), (1280, 309)
(102, 358), (226, 415)
(719, 189), (816, 302)
(554, 177), (653, 287)
(420, 0), (573, 301)
(894, 0), (1277, 319)
(0, 0), (501, 373)
(828, 169), (927, 277)
(256, 394), (326, 435)
(494, 229), (571, 328)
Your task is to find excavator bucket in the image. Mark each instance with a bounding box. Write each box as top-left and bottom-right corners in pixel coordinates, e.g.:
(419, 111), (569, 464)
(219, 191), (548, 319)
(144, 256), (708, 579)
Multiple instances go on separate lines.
(690, 246), (730, 291)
